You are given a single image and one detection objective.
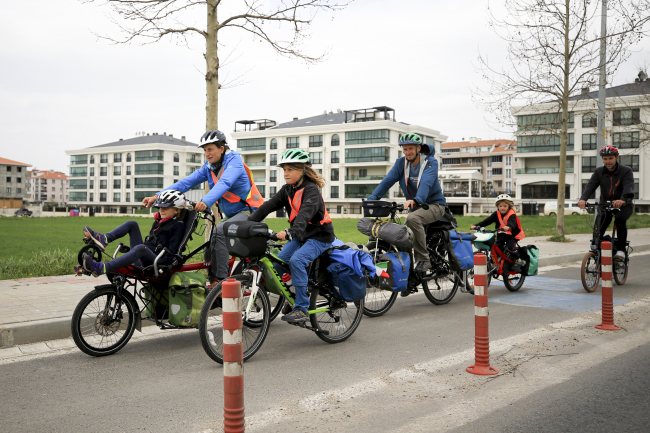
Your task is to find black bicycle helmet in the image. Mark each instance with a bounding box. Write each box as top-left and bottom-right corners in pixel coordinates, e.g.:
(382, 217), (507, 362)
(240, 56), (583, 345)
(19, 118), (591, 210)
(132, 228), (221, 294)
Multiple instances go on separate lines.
(199, 130), (227, 148)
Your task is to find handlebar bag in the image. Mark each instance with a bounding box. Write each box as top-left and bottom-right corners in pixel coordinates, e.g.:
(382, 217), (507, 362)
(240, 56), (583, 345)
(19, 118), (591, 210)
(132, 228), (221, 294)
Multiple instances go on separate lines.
(223, 220), (269, 258)
(362, 200), (394, 218)
(472, 232), (495, 251)
(326, 246), (374, 302)
(167, 271), (208, 328)
(518, 245), (539, 276)
(448, 231), (474, 271)
(357, 218), (414, 250)
(374, 252), (410, 292)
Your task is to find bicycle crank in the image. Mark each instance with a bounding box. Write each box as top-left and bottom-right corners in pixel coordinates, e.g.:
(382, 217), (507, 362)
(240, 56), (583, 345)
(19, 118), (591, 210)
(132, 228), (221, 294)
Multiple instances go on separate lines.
(288, 321), (330, 336)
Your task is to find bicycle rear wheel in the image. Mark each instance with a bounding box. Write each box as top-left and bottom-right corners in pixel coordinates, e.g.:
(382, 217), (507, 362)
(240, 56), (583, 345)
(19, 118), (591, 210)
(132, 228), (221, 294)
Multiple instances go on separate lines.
(581, 252), (600, 292)
(423, 271), (460, 305)
(309, 288), (364, 344)
(503, 272), (525, 292)
(199, 276), (271, 364)
(363, 277), (397, 317)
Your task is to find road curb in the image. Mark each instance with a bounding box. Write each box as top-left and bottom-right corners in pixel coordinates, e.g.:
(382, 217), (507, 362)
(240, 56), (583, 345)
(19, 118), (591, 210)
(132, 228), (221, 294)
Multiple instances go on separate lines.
(538, 243), (650, 268)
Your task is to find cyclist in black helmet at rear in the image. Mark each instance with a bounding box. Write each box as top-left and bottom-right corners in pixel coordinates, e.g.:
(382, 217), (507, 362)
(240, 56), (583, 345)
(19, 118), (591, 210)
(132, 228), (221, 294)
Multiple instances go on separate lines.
(578, 145), (635, 260)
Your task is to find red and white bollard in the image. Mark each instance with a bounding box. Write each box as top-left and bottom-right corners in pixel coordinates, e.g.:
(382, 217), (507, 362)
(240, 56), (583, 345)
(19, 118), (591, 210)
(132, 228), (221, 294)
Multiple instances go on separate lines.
(467, 253), (499, 376)
(595, 241), (621, 331)
(222, 278), (245, 432)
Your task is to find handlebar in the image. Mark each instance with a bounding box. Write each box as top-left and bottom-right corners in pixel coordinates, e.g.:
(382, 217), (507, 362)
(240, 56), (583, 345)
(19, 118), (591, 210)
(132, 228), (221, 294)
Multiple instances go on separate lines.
(376, 201), (430, 212)
(188, 201), (213, 216)
(584, 201), (620, 212)
(472, 226), (507, 234)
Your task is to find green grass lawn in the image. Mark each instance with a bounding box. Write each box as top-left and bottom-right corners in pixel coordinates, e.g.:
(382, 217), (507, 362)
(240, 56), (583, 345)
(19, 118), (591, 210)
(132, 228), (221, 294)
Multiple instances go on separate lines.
(1, 213), (649, 279)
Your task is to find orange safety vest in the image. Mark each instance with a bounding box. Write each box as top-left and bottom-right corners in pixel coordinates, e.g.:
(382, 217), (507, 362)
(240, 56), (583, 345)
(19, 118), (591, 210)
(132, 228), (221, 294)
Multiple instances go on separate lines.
(210, 163), (265, 209)
(289, 188), (332, 225)
(497, 209), (525, 240)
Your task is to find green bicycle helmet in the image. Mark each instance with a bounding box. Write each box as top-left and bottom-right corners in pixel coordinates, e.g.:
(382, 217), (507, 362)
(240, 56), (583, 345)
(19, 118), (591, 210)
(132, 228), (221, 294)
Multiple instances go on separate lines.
(398, 133), (423, 146)
(278, 148), (311, 167)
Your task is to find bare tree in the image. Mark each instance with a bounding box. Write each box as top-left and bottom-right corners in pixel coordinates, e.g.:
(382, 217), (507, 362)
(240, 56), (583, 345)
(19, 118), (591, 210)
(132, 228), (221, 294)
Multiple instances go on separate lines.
(474, 0), (650, 237)
(85, 0), (351, 130)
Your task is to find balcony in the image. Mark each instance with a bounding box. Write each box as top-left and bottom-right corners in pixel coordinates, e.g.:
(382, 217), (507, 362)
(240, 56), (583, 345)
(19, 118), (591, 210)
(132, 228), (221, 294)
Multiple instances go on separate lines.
(443, 190), (469, 197)
(253, 178), (265, 183)
(516, 167), (574, 174)
(246, 161), (267, 167)
(345, 175), (385, 181)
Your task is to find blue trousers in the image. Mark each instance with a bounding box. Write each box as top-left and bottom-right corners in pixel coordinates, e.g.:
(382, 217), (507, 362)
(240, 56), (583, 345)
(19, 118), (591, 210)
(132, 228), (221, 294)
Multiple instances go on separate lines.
(104, 221), (157, 273)
(277, 238), (332, 312)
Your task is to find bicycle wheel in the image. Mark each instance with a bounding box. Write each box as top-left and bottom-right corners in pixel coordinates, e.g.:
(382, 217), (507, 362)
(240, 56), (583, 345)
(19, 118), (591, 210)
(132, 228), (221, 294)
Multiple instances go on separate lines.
(71, 286), (137, 357)
(232, 260), (285, 323)
(581, 252), (600, 292)
(613, 257), (628, 285)
(503, 272), (526, 292)
(309, 287), (364, 344)
(423, 271), (460, 305)
(363, 277), (398, 317)
(199, 276), (271, 364)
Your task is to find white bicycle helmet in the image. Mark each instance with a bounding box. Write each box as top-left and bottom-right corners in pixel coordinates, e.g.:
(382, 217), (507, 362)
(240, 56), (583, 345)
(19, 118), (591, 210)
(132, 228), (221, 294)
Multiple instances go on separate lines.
(199, 130), (227, 148)
(495, 193), (514, 207)
(277, 149), (311, 166)
(154, 190), (187, 208)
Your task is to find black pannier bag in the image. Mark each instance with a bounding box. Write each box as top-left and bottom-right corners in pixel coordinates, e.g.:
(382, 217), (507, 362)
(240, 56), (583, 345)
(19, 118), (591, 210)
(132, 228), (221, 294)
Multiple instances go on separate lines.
(357, 218), (414, 250)
(223, 220), (269, 258)
(362, 200), (394, 218)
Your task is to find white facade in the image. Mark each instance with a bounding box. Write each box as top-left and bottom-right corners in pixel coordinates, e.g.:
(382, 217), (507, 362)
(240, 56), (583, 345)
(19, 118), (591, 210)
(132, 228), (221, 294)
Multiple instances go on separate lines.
(231, 108), (447, 217)
(64, 134), (205, 213)
(27, 170), (69, 204)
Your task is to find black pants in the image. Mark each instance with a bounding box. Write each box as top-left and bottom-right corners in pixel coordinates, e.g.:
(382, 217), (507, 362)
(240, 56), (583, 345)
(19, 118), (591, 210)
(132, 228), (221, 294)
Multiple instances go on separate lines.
(496, 234), (520, 260)
(598, 205), (633, 251)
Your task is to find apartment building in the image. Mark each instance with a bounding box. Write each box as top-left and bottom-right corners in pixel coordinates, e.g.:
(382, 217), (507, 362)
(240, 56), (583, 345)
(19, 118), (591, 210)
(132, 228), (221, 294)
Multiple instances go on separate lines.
(65, 133), (205, 213)
(512, 71), (650, 214)
(231, 106), (447, 217)
(0, 157), (31, 208)
(438, 139), (519, 214)
(27, 170), (69, 204)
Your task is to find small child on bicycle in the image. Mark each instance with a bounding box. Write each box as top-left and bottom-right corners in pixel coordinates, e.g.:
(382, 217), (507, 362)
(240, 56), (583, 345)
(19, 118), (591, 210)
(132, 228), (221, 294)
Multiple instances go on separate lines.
(471, 194), (526, 272)
(75, 190), (187, 277)
(247, 149), (335, 324)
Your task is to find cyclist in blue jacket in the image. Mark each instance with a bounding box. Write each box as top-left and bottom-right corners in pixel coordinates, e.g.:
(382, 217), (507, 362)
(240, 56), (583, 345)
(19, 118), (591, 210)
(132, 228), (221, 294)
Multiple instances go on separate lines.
(367, 133), (447, 283)
(142, 130), (264, 288)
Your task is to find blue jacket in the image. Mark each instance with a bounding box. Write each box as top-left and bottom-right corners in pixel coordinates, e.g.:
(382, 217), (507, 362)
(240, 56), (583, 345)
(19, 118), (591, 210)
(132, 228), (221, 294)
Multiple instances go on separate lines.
(368, 143), (446, 206)
(158, 151), (257, 218)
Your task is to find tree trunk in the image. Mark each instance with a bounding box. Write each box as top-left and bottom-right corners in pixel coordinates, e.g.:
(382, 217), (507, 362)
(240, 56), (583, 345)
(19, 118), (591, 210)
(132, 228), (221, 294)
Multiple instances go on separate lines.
(556, 0), (570, 238)
(204, 0), (220, 243)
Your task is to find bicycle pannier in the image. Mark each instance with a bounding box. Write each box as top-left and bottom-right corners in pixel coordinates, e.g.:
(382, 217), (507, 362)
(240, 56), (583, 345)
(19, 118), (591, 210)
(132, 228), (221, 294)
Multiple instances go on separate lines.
(357, 218), (414, 250)
(519, 245), (539, 276)
(448, 231), (474, 271)
(375, 252), (410, 292)
(167, 271), (208, 327)
(223, 220), (269, 258)
(142, 283), (169, 319)
(326, 246), (375, 302)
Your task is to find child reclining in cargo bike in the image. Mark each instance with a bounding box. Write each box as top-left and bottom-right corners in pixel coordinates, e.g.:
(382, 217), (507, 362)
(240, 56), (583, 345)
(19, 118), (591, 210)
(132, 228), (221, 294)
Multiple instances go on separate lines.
(75, 190), (186, 277)
(247, 148), (335, 324)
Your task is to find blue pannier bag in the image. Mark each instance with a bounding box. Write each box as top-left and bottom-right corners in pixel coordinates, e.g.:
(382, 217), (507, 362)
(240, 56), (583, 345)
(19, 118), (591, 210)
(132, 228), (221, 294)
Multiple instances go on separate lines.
(376, 252), (410, 292)
(448, 230), (474, 271)
(327, 246), (375, 302)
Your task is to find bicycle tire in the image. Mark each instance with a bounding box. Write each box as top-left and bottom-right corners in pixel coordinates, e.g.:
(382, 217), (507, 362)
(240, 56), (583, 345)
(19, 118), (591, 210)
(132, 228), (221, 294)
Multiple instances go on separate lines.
(503, 272), (526, 292)
(466, 251), (493, 294)
(309, 288), (364, 344)
(422, 247), (460, 305)
(613, 257), (628, 285)
(581, 252), (600, 292)
(71, 286), (137, 357)
(231, 260), (285, 323)
(199, 276), (271, 364)
(363, 279), (398, 317)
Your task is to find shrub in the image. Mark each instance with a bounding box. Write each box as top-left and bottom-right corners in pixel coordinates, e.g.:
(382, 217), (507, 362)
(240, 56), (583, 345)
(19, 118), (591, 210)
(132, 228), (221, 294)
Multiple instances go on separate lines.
(0, 248), (76, 280)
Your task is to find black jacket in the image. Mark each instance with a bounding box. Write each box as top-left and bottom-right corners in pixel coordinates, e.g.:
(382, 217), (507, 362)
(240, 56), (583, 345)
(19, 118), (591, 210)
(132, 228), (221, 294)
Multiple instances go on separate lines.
(579, 163), (635, 205)
(248, 179), (335, 243)
(143, 213), (185, 265)
(476, 210), (522, 239)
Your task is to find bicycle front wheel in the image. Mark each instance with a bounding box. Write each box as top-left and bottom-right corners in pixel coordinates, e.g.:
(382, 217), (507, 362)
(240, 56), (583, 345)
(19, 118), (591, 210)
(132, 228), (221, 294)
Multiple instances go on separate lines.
(199, 277), (271, 364)
(581, 252), (600, 292)
(231, 260), (286, 323)
(503, 272), (526, 292)
(309, 289), (364, 344)
(613, 257), (628, 285)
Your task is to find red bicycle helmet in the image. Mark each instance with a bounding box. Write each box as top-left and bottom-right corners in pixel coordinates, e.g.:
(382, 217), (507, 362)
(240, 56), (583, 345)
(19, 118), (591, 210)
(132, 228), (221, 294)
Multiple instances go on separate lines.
(599, 145), (619, 156)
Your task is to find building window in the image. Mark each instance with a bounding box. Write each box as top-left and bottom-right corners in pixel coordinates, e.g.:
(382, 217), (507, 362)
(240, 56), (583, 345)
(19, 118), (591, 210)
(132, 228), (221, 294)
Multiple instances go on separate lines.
(6, 176), (11, 182)
(492, 155), (503, 163)
(270, 170), (277, 182)
(5, 187), (10, 193)
(135, 164), (164, 175)
(345, 147), (390, 163)
(270, 139), (277, 150)
(613, 109), (640, 126)
(113, 193), (121, 202)
(113, 179), (121, 189)
(16, 177), (21, 183)
(186, 153), (202, 163)
(582, 112), (597, 128)
(309, 135), (323, 147)
(100, 167), (107, 176)
(100, 180), (107, 189)
(258, 185), (265, 198)
(126, 179), (131, 188)
(70, 167), (87, 177)
(134, 191), (159, 202)
(581, 179), (596, 200)
(522, 182), (570, 199)
(476, 158), (482, 165)
(492, 168), (503, 175)
(114, 166), (121, 176)
(237, 138), (266, 151)
(70, 155), (88, 165)
(359, 169), (368, 177)
(506, 181), (512, 190)
(345, 184), (383, 198)
(126, 192), (131, 202)
(505, 156), (512, 166)
(186, 167), (199, 176)
(90, 155), (95, 164)
(331, 185), (339, 198)
(487, 169), (492, 180)
(89, 180), (94, 188)
(90, 167), (94, 176)
(613, 131), (639, 149)
(100, 154), (108, 163)
(286, 137), (299, 149)
(518, 133), (574, 153)
(270, 154), (277, 166)
(345, 129), (390, 145)
(51, 187), (55, 192)
(126, 166), (131, 175)
(69, 192), (87, 202)
(174, 153), (179, 162)
(331, 151), (340, 163)
(89, 193), (94, 202)
(517, 112), (574, 130)
(309, 152), (323, 164)
(17, 188), (21, 193)
(135, 177), (164, 189)
(331, 134), (340, 146)
(582, 156), (597, 172)
(173, 166), (179, 176)
(582, 134), (597, 150)
(126, 153), (131, 162)
(114, 153), (122, 163)
(442, 158), (461, 165)
(270, 186), (277, 196)
(135, 150), (164, 161)
(620, 155), (639, 172)
(506, 168), (512, 179)
(69, 179), (87, 190)
(100, 193), (107, 202)
(331, 168), (339, 181)
(634, 178), (639, 199)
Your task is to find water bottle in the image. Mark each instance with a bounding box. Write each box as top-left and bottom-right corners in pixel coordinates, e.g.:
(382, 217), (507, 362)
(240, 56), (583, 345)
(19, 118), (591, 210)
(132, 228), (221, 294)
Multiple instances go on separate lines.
(282, 273), (295, 293)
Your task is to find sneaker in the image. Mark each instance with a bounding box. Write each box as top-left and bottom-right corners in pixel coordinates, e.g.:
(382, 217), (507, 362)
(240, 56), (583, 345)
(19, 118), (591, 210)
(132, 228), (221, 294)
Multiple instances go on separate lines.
(400, 288), (412, 297)
(83, 226), (108, 250)
(206, 279), (221, 292)
(614, 250), (625, 260)
(511, 259), (525, 273)
(82, 253), (105, 278)
(281, 307), (308, 324)
(415, 260), (432, 273)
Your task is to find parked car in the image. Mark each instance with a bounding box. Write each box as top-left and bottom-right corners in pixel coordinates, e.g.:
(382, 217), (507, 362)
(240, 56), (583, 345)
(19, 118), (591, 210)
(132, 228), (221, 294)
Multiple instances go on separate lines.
(544, 201), (587, 216)
(14, 209), (33, 217)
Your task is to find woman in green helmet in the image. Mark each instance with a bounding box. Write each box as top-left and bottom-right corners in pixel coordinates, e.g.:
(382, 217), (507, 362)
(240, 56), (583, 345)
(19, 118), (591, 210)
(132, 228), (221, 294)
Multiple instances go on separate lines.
(248, 148), (335, 324)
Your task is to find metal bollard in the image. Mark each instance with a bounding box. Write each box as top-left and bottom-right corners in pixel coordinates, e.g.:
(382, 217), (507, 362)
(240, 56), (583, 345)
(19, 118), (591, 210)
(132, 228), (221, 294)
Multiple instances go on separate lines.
(467, 253), (499, 376)
(222, 278), (245, 432)
(595, 241), (621, 331)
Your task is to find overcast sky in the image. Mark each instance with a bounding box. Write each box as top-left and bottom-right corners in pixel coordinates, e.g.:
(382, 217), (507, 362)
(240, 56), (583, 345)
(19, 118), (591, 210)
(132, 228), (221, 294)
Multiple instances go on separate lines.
(1, 0), (649, 174)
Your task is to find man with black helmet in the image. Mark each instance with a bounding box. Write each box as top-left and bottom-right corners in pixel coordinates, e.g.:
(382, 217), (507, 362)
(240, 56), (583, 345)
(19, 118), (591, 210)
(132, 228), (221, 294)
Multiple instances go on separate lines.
(578, 145), (635, 259)
(142, 130), (264, 287)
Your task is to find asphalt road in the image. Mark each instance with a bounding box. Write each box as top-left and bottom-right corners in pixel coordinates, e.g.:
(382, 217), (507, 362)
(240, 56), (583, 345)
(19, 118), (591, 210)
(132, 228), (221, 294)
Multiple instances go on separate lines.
(2, 254), (650, 433)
